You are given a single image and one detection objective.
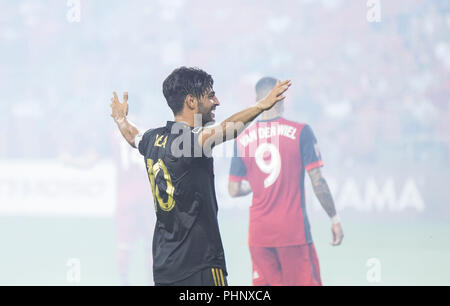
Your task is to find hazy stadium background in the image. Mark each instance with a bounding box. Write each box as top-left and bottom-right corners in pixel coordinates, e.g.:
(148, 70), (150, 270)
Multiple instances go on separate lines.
(1, 0), (449, 285)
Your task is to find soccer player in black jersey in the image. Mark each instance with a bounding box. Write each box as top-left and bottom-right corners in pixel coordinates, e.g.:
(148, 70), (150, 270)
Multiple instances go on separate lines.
(110, 67), (291, 286)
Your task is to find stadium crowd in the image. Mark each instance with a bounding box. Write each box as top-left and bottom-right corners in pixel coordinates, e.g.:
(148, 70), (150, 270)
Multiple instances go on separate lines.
(0, 0), (448, 170)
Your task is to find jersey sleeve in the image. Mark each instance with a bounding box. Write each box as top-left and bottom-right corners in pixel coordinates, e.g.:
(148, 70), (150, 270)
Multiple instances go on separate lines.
(137, 129), (153, 156)
(300, 125), (323, 171)
(229, 141), (247, 182)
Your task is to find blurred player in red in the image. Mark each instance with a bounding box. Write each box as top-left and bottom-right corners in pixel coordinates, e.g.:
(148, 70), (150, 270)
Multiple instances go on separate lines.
(228, 77), (343, 286)
(113, 130), (155, 285)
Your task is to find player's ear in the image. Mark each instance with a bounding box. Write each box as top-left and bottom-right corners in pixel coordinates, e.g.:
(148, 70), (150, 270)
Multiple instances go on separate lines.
(185, 94), (197, 111)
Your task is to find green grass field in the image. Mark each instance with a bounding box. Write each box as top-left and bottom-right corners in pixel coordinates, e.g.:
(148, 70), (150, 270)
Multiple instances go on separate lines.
(1, 214), (449, 285)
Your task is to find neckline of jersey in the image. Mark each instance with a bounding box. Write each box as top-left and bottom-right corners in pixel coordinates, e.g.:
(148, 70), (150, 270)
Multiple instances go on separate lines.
(257, 116), (282, 123)
(166, 120), (194, 129)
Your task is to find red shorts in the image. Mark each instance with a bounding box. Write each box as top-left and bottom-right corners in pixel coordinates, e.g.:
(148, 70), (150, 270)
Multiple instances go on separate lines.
(249, 243), (322, 286)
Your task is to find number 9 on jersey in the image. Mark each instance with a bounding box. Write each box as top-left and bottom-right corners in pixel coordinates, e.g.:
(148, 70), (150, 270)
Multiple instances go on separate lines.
(255, 143), (281, 188)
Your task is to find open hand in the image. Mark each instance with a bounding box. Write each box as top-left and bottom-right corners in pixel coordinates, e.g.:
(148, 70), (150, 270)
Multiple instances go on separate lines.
(256, 80), (291, 111)
(110, 91), (129, 122)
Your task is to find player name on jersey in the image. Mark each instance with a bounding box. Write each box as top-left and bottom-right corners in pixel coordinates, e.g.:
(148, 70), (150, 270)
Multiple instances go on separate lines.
(239, 123), (297, 148)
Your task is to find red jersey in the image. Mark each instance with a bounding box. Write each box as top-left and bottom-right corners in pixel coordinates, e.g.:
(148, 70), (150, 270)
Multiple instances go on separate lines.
(229, 117), (323, 247)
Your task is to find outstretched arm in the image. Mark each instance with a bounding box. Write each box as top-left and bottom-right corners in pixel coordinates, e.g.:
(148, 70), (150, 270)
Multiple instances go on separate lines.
(198, 80), (291, 148)
(110, 91), (140, 148)
(308, 167), (344, 246)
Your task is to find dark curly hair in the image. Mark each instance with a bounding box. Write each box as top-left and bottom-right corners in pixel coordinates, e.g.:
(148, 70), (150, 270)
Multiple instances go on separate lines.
(162, 67), (214, 115)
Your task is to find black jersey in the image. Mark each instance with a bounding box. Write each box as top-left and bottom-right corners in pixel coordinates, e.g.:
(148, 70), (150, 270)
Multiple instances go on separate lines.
(137, 121), (227, 284)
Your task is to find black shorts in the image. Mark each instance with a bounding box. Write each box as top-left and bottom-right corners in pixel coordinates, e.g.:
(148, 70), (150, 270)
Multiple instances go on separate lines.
(155, 267), (228, 286)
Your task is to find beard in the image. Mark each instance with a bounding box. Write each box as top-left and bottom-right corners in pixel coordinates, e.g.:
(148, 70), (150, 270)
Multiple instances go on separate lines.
(197, 102), (215, 126)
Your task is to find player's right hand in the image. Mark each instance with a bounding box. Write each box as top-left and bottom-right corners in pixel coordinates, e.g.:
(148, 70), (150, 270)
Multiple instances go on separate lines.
(110, 91), (129, 122)
(256, 80), (291, 111)
(331, 222), (344, 246)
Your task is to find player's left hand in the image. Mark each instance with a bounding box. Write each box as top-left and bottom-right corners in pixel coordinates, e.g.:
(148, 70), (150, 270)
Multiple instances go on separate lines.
(256, 80), (291, 111)
(110, 91), (129, 122)
(331, 222), (344, 246)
